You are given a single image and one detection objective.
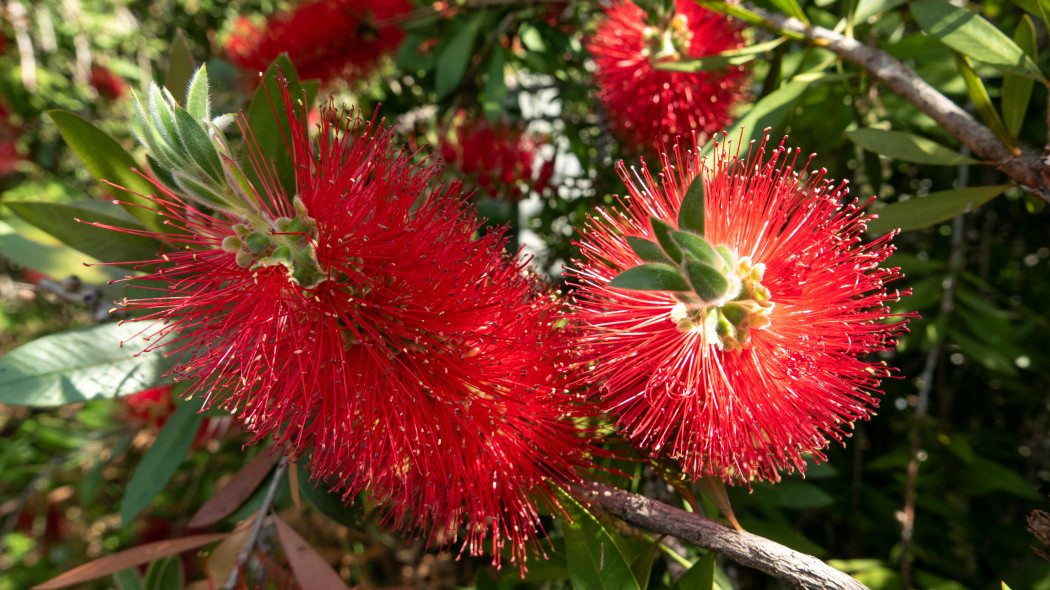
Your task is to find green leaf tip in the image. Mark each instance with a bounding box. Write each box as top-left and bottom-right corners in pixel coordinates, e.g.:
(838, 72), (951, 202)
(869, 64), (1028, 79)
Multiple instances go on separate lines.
(607, 263), (690, 292)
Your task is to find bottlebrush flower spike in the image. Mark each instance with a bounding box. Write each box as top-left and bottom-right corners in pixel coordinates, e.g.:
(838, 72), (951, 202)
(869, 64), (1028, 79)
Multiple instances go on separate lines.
(225, 0), (411, 84)
(439, 116), (555, 202)
(567, 134), (910, 483)
(103, 70), (593, 568)
(587, 0), (747, 154)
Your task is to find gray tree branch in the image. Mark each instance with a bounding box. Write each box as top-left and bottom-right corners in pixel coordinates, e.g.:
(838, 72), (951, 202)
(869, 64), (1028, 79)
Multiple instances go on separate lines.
(740, 5), (1050, 203)
(577, 482), (869, 590)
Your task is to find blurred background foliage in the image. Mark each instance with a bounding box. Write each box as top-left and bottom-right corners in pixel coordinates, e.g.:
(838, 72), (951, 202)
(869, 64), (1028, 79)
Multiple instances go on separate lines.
(1, 0), (1049, 589)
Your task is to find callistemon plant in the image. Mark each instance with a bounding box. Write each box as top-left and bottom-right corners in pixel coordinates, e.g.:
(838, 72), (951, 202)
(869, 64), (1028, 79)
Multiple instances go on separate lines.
(439, 116), (555, 202)
(103, 67), (595, 567)
(566, 135), (910, 483)
(587, 0), (748, 154)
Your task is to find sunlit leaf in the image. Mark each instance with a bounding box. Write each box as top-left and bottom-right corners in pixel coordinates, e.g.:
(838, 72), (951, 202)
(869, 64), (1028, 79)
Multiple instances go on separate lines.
(608, 264), (690, 292)
(558, 491), (643, 590)
(846, 128), (978, 165)
(867, 185), (1010, 234)
(1002, 15), (1038, 137)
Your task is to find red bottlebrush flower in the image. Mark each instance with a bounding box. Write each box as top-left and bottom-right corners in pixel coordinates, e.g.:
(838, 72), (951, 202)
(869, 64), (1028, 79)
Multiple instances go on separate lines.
(440, 116), (555, 201)
(587, 0), (747, 154)
(0, 100), (20, 177)
(110, 86), (591, 567)
(121, 385), (177, 427)
(90, 65), (128, 101)
(566, 135), (909, 483)
(225, 0), (411, 84)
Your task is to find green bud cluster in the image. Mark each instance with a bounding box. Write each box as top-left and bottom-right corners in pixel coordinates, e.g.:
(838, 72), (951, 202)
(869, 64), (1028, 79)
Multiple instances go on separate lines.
(606, 172), (775, 351)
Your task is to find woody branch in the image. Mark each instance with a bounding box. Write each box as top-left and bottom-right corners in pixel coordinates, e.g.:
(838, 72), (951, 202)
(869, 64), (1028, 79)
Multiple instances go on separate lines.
(578, 482), (869, 590)
(735, 3), (1050, 203)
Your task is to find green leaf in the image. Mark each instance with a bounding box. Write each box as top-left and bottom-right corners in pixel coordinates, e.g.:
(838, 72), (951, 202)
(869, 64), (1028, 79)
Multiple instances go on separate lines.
(297, 470), (366, 528)
(678, 174), (706, 234)
(1002, 15), (1037, 137)
(846, 128), (978, 165)
(143, 556), (183, 590)
(912, 0), (1045, 81)
(608, 264), (690, 292)
(173, 106), (224, 183)
(5, 200), (162, 267)
(650, 217), (683, 264)
(685, 260), (730, 302)
(769, 0), (808, 24)
(706, 78), (810, 155)
(625, 236), (672, 264)
(629, 543), (658, 590)
(112, 569), (145, 590)
(672, 231), (719, 266)
(395, 33), (436, 73)
(47, 110), (164, 232)
(165, 29), (196, 96)
(245, 55), (306, 198)
(0, 322), (176, 407)
(185, 65), (211, 121)
(673, 552), (715, 590)
(655, 38), (785, 73)
(0, 219), (124, 295)
(148, 84), (182, 152)
(435, 14), (483, 99)
(558, 491), (643, 590)
(954, 53), (1018, 152)
(122, 396), (205, 525)
(483, 47), (507, 120)
(853, 0), (909, 24)
(867, 185), (1010, 234)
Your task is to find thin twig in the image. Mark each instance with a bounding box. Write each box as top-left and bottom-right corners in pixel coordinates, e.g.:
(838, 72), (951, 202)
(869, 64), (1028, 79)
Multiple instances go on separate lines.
(734, 3), (1050, 203)
(221, 457), (290, 590)
(577, 482), (870, 590)
(899, 150), (970, 587)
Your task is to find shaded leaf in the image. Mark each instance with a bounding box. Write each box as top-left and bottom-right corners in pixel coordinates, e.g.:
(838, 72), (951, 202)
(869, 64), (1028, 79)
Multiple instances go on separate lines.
(188, 451), (281, 528)
(47, 111), (164, 231)
(111, 569), (144, 590)
(143, 556), (183, 590)
(298, 470), (367, 528)
(912, 0), (1045, 81)
(1002, 15), (1038, 137)
(845, 128), (978, 165)
(273, 514), (352, 590)
(678, 174), (706, 235)
(608, 264), (690, 292)
(436, 14), (483, 99)
(6, 200), (162, 267)
(0, 322), (176, 407)
(867, 185), (1010, 234)
(954, 53), (1017, 152)
(626, 236), (671, 265)
(650, 217), (683, 264)
(31, 534), (226, 589)
(483, 47), (507, 120)
(558, 491), (642, 590)
(122, 398), (205, 525)
(0, 219), (125, 295)
(673, 552), (715, 590)
(165, 30), (196, 97)
(707, 78), (810, 156)
(245, 56), (307, 199)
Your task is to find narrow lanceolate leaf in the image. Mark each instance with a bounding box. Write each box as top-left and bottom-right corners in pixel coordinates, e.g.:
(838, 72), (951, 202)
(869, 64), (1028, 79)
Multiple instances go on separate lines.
(953, 53), (1019, 154)
(185, 65), (211, 121)
(557, 490), (643, 590)
(187, 451), (281, 528)
(245, 55), (306, 197)
(672, 231), (719, 266)
(148, 84), (182, 152)
(608, 264), (690, 292)
(273, 515), (352, 590)
(5, 200), (163, 267)
(435, 13), (484, 99)
(1002, 15), (1038, 137)
(655, 38), (785, 73)
(142, 556), (183, 590)
(650, 217), (683, 264)
(173, 106), (224, 183)
(867, 185), (1011, 234)
(672, 552), (716, 590)
(122, 397), (206, 525)
(703, 78), (810, 158)
(845, 128), (979, 165)
(769, 0), (808, 24)
(0, 322), (176, 407)
(165, 29), (197, 96)
(626, 236), (672, 264)
(47, 110), (164, 232)
(912, 0), (1046, 81)
(685, 260), (730, 303)
(30, 534), (226, 590)
(678, 173), (706, 234)
(483, 47), (507, 120)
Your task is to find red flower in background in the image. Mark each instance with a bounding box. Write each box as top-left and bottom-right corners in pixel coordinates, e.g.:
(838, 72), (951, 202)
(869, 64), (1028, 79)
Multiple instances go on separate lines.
(111, 87), (593, 567)
(225, 0), (411, 84)
(90, 65), (128, 101)
(567, 135), (909, 483)
(0, 99), (20, 177)
(587, 0), (747, 154)
(439, 116), (555, 201)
